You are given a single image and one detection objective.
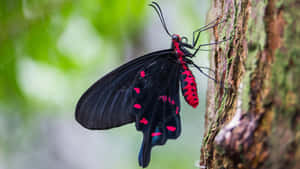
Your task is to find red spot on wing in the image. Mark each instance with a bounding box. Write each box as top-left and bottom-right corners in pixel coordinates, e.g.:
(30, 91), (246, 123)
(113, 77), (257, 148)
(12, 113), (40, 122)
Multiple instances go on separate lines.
(176, 106), (179, 114)
(139, 118), (148, 125)
(166, 126), (176, 132)
(134, 88), (140, 94)
(159, 96), (167, 102)
(151, 132), (162, 137)
(140, 71), (145, 77)
(134, 104), (141, 109)
(159, 96), (175, 105)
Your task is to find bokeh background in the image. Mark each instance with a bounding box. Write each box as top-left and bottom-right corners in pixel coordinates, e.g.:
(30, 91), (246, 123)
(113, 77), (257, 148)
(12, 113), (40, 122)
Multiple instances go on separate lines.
(0, 0), (212, 168)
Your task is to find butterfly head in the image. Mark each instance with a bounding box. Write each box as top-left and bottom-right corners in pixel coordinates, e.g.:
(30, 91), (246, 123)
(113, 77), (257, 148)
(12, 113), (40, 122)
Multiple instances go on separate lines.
(172, 34), (181, 43)
(172, 34), (190, 48)
(171, 34), (185, 50)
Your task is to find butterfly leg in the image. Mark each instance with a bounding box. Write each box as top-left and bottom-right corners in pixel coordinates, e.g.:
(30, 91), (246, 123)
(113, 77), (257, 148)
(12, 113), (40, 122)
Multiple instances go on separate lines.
(192, 17), (227, 47)
(184, 58), (217, 83)
(191, 37), (231, 57)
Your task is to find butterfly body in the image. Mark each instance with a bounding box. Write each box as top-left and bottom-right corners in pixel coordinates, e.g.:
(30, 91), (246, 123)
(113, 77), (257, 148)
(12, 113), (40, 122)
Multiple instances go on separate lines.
(173, 35), (199, 108)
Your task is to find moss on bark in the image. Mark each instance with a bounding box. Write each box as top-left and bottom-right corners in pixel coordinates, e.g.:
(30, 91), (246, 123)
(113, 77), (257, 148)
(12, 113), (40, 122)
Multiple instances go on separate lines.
(200, 0), (299, 168)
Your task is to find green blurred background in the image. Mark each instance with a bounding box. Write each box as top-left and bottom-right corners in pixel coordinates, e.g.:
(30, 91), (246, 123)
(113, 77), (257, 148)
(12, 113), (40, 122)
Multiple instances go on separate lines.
(0, 0), (211, 168)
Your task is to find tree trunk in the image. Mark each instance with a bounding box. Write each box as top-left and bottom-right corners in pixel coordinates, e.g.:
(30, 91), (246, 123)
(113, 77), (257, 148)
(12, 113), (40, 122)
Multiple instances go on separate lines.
(199, 0), (299, 169)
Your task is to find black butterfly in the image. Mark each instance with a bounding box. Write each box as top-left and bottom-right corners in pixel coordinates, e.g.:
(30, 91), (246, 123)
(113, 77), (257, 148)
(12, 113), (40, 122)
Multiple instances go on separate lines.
(75, 2), (226, 168)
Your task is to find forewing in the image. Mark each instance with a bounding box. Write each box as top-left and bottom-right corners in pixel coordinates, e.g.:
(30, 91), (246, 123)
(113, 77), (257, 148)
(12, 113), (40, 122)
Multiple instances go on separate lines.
(75, 49), (174, 130)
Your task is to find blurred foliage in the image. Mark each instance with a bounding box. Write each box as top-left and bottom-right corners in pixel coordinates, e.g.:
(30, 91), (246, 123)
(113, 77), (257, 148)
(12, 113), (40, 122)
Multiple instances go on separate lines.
(0, 1), (210, 169)
(0, 0), (147, 118)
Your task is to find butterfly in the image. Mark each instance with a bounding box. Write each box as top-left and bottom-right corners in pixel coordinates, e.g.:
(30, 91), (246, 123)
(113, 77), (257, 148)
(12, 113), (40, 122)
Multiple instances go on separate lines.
(75, 1), (226, 168)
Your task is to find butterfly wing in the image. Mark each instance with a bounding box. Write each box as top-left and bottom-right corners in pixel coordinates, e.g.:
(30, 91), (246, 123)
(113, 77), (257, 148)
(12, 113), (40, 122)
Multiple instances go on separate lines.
(75, 49), (175, 130)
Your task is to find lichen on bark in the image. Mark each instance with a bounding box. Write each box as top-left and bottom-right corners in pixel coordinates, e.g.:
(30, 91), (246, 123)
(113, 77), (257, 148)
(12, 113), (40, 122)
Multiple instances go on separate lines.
(200, 0), (299, 169)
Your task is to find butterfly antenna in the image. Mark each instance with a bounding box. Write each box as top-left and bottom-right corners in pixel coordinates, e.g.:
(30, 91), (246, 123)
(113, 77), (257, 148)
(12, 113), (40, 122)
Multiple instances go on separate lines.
(149, 1), (172, 37)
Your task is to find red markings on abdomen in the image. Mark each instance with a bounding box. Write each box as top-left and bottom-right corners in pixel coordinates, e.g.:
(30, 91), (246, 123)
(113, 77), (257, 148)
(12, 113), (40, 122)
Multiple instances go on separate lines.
(179, 58), (199, 108)
(173, 40), (199, 108)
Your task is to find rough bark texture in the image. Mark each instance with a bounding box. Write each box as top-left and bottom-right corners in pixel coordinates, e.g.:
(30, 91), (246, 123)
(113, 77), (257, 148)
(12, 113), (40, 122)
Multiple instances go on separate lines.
(200, 0), (299, 169)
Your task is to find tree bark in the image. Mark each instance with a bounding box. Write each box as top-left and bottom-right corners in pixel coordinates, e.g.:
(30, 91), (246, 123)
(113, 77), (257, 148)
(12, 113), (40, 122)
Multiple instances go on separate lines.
(199, 0), (299, 169)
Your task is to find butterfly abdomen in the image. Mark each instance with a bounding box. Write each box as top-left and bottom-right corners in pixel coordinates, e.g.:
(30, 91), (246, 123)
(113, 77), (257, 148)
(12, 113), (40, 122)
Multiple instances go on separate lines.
(179, 57), (199, 108)
(173, 37), (199, 108)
